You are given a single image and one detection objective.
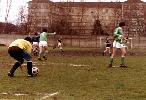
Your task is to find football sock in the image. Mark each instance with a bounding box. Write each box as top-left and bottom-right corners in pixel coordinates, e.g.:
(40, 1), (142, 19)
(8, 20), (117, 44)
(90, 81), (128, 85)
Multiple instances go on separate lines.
(60, 49), (64, 52)
(27, 61), (32, 75)
(121, 56), (125, 65)
(43, 51), (48, 57)
(109, 57), (113, 65)
(39, 51), (44, 58)
(38, 47), (43, 58)
(10, 62), (21, 74)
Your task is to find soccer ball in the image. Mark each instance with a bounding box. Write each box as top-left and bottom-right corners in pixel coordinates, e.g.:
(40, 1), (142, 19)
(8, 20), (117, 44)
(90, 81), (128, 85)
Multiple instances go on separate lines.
(32, 67), (39, 76)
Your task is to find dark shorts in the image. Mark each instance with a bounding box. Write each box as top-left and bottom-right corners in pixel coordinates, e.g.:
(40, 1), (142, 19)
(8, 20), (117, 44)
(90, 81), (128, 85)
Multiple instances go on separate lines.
(8, 46), (31, 63)
(106, 44), (112, 47)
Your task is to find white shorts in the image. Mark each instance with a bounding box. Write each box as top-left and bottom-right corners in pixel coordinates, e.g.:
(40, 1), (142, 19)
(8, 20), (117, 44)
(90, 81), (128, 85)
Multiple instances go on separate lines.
(58, 43), (62, 49)
(39, 41), (48, 47)
(33, 42), (39, 46)
(113, 41), (126, 48)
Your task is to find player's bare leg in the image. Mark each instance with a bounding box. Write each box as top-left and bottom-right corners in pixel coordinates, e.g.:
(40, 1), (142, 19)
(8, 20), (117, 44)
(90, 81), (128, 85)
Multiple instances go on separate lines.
(43, 46), (48, 60)
(38, 46), (43, 61)
(120, 47), (127, 68)
(103, 48), (108, 56)
(108, 47), (116, 68)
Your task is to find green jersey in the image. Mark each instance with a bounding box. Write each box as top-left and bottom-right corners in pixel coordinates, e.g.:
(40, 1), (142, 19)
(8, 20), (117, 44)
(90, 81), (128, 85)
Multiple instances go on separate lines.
(39, 32), (55, 42)
(113, 27), (123, 43)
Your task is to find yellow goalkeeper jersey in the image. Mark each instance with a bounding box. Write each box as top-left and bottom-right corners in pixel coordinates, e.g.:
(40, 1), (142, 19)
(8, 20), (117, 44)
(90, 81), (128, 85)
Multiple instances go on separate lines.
(9, 39), (32, 54)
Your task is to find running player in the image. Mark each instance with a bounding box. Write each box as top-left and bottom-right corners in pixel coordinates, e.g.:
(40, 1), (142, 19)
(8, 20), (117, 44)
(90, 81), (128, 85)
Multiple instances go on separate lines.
(32, 32), (39, 56)
(38, 29), (56, 61)
(102, 36), (112, 56)
(53, 38), (64, 52)
(109, 22), (127, 68)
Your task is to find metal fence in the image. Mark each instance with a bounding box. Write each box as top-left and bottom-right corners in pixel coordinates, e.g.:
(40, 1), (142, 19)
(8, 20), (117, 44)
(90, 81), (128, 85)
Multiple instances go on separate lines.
(49, 35), (139, 49)
(0, 34), (145, 49)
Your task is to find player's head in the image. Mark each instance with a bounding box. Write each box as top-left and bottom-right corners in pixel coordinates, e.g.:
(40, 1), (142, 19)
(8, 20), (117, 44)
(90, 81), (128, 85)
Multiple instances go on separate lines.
(58, 39), (61, 42)
(24, 37), (32, 43)
(42, 28), (48, 32)
(106, 36), (109, 40)
(119, 22), (125, 27)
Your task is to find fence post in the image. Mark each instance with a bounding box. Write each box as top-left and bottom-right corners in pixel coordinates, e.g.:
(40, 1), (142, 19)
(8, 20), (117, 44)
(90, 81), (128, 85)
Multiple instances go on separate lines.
(100, 37), (102, 48)
(129, 38), (133, 49)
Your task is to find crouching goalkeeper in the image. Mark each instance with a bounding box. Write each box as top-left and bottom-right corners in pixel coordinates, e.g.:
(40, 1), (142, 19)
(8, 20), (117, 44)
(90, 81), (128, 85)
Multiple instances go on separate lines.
(8, 37), (33, 77)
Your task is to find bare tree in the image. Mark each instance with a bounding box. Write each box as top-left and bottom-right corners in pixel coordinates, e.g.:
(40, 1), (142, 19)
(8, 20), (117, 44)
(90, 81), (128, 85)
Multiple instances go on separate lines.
(16, 6), (28, 34)
(27, 13), (40, 34)
(16, 5), (39, 34)
(2, 0), (12, 34)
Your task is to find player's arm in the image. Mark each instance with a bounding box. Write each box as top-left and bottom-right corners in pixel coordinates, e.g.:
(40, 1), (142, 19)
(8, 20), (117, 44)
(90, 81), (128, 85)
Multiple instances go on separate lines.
(47, 32), (56, 35)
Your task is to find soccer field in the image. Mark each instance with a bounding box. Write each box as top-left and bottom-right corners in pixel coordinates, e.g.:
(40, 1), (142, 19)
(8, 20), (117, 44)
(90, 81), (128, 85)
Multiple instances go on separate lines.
(0, 46), (146, 100)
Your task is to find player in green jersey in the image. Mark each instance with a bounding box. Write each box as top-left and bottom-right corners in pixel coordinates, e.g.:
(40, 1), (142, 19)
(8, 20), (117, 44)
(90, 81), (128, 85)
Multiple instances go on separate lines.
(38, 29), (56, 61)
(109, 22), (127, 68)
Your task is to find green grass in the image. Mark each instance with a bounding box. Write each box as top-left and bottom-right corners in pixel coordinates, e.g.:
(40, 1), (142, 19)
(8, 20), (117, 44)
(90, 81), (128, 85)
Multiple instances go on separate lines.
(0, 46), (146, 100)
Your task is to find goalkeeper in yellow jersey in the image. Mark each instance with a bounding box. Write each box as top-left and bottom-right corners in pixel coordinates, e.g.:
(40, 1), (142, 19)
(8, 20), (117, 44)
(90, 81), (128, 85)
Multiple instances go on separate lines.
(8, 37), (34, 77)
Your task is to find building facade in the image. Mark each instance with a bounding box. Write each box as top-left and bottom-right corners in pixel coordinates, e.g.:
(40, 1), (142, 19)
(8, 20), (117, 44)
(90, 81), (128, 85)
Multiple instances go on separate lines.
(28, 0), (146, 36)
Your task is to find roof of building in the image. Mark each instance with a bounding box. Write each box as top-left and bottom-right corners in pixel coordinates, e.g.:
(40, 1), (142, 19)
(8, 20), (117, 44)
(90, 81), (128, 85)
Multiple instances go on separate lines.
(55, 2), (122, 8)
(28, 0), (145, 8)
(29, 0), (50, 3)
(126, 0), (143, 3)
